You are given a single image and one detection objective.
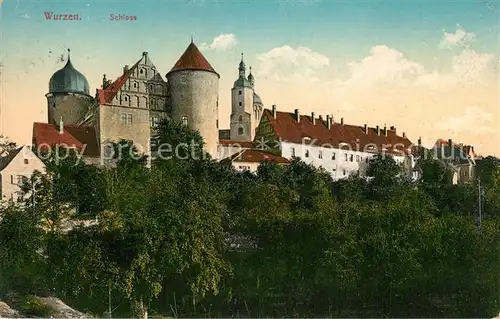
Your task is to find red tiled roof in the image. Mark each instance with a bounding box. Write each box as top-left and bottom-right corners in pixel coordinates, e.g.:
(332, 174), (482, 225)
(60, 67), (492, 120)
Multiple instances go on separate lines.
(167, 42), (219, 77)
(219, 139), (254, 148)
(261, 109), (414, 156)
(32, 123), (100, 157)
(231, 149), (290, 164)
(97, 60), (141, 105)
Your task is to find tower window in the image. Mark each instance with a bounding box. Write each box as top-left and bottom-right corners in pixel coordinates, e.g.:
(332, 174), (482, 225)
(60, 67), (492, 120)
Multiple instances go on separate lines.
(318, 150), (323, 159)
(216, 120), (218, 128)
(345, 153), (348, 161)
(53, 103), (56, 108)
(120, 113), (132, 125)
(239, 102), (242, 106)
(305, 149), (309, 158)
(239, 90), (242, 95)
(350, 154), (353, 162)
(124, 96), (128, 102)
(332, 153), (336, 160)
(238, 115), (243, 122)
(291, 148), (295, 157)
(356, 155), (360, 162)
(182, 116), (188, 126)
(150, 84), (153, 91)
(238, 127), (244, 135)
(134, 83), (137, 88)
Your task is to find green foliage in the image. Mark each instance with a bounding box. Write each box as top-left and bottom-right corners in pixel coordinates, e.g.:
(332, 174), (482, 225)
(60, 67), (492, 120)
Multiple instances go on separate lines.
(1, 122), (499, 318)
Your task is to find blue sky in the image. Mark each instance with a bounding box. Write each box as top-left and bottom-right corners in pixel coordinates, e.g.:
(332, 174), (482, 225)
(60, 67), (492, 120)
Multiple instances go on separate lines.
(1, 0), (499, 155)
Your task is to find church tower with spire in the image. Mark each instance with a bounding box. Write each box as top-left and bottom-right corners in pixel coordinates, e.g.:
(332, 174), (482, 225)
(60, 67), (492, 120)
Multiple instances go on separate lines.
(45, 49), (94, 125)
(230, 53), (263, 141)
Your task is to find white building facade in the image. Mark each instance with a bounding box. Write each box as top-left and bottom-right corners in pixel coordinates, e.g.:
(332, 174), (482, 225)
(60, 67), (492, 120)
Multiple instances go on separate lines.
(0, 145), (45, 202)
(254, 106), (416, 181)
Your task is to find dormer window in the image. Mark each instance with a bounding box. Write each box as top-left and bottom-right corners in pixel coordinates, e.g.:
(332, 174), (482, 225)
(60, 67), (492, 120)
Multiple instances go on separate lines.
(140, 69), (144, 74)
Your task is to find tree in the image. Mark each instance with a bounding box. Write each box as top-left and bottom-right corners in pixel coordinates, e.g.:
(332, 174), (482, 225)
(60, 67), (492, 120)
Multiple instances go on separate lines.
(475, 156), (499, 187)
(0, 134), (17, 156)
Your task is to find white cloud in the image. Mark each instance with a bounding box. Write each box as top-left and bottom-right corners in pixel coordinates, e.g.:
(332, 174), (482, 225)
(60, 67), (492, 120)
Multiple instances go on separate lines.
(417, 49), (495, 89)
(199, 34), (238, 51)
(19, 13), (30, 19)
(340, 45), (425, 88)
(255, 45), (330, 82)
(439, 25), (476, 49)
(435, 106), (496, 134)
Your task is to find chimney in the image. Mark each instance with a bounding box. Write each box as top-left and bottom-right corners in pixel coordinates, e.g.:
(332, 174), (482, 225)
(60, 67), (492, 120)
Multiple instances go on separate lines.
(403, 132), (406, 138)
(59, 117), (64, 134)
(311, 112), (316, 125)
(391, 126), (396, 134)
(376, 125), (380, 135)
(472, 146), (475, 154)
(340, 117), (344, 125)
(326, 115), (331, 129)
(142, 51), (148, 57)
(384, 124), (387, 137)
(294, 109), (300, 123)
(272, 105), (277, 119)
(448, 139), (452, 147)
(418, 136), (421, 146)
(123, 65), (129, 74)
(319, 115), (323, 122)
(102, 74), (107, 88)
(364, 124), (368, 134)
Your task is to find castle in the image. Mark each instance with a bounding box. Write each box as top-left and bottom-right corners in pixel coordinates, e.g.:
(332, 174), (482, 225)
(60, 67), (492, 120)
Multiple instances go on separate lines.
(33, 40), (265, 161)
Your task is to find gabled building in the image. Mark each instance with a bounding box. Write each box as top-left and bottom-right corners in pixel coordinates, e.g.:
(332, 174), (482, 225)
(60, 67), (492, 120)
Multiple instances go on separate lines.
(226, 148), (289, 173)
(0, 145), (45, 202)
(254, 106), (416, 180)
(433, 139), (476, 184)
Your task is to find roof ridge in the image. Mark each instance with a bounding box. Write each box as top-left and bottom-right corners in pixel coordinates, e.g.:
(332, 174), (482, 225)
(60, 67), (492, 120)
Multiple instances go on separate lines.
(98, 58), (142, 104)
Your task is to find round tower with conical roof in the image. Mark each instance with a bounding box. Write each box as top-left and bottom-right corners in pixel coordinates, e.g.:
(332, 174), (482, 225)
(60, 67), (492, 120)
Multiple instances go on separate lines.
(45, 49), (94, 125)
(166, 41), (220, 157)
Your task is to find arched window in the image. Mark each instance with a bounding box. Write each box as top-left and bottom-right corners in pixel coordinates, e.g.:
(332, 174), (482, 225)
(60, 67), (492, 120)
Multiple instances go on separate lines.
(238, 127), (244, 135)
(238, 115), (243, 122)
(182, 116), (188, 126)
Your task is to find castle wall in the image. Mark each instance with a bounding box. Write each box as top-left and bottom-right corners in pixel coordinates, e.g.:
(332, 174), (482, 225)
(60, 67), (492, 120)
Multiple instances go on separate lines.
(167, 70), (219, 158)
(46, 93), (94, 125)
(99, 105), (152, 155)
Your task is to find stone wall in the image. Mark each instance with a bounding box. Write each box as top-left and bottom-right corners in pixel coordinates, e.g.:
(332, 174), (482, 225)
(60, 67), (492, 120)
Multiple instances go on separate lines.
(167, 70), (219, 158)
(46, 92), (94, 125)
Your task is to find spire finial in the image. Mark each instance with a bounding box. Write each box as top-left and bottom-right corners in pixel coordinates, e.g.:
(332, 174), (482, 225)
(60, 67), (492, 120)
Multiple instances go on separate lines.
(241, 52), (244, 61)
(191, 35), (193, 43)
(67, 48), (71, 59)
(249, 66), (252, 73)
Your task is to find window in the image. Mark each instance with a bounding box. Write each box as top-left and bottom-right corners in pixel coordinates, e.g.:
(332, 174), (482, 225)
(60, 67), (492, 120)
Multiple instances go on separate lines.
(15, 191), (24, 203)
(239, 102), (242, 106)
(10, 175), (13, 184)
(332, 153), (336, 160)
(350, 154), (353, 162)
(356, 155), (359, 162)
(216, 120), (219, 128)
(305, 149), (310, 158)
(53, 102), (56, 108)
(366, 157), (369, 163)
(332, 168), (336, 172)
(24, 159), (28, 164)
(343, 169), (346, 176)
(16, 175), (26, 185)
(345, 154), (348, 161)
(182, 116), (188, 126)
(124, 96), (128, 102)
(133, 83), (137, 88)
(318, 150), (323, 159)
(291, 148), (296, 157)
(238, 115), (243, 122)
(150, 84), (153, 91)
(238, 127), (244, 135)
(239, 90), (242, 95)
(121, 113), (132, 125)
(140, 69), (144, 74)
(151, 117), (160, 128)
